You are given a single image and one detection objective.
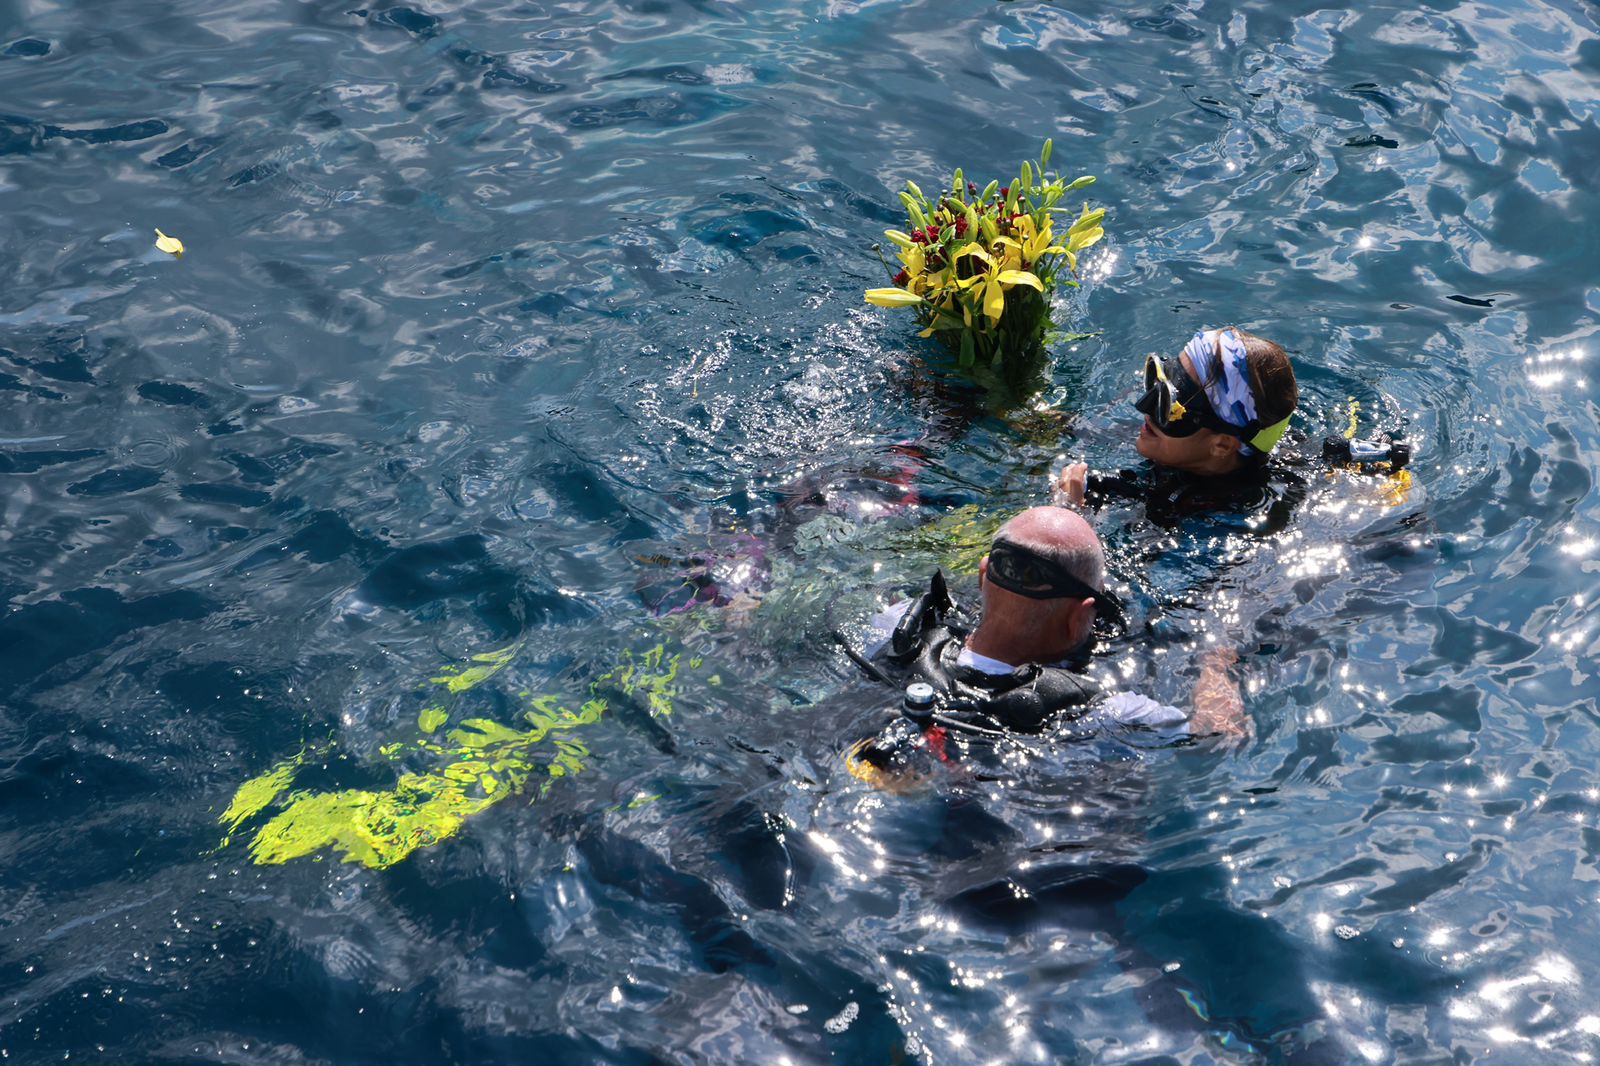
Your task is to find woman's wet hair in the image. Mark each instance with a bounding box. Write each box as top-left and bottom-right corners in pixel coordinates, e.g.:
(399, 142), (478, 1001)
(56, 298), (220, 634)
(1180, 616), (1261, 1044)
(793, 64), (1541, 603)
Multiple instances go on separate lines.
(1235, 328), (1298, 430)
(1197, 327), (1297, 468)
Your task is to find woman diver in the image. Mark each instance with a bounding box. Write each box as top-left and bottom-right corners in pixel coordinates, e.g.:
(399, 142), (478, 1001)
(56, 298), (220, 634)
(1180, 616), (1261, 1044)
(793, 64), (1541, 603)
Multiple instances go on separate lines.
(1055, 326), (1302, 524)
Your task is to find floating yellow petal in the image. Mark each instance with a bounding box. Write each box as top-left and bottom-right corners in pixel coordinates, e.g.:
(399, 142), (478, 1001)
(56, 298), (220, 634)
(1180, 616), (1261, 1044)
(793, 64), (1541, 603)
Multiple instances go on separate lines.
(153, 228), (184, 256)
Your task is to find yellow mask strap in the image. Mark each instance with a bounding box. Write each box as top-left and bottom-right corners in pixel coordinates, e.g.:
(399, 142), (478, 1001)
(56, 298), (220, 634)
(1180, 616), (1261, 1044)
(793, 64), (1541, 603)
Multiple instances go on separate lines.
(1248, 414), (1292, 454)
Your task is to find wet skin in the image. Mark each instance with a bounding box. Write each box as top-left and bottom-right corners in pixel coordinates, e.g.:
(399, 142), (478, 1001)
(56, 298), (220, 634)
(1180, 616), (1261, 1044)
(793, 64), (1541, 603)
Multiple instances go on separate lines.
(1133, 348), (1247, 476)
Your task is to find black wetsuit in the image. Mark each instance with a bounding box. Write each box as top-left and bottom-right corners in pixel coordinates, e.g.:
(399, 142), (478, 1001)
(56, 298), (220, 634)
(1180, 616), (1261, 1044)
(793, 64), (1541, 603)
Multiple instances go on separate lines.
(1085, 459), (1307, 535)
(859, 571), (1101, 735)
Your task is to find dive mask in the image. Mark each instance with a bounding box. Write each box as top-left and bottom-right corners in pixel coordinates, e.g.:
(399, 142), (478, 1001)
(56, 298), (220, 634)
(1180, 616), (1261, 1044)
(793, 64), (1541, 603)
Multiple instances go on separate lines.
(1134, 350), (1292, 455)
(1134, 354), (1208, 438)
(986, 538), (1103, 602)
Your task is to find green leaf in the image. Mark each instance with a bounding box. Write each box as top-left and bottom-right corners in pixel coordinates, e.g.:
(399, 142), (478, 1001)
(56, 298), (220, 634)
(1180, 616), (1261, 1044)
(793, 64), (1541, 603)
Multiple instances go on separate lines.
(959, 329), (975, 369)
(419, 707), (448, 734)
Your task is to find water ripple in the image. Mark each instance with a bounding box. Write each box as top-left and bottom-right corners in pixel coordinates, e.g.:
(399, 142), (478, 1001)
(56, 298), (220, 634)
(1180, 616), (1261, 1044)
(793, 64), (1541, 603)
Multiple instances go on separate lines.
(1, 0), (1599, 1060)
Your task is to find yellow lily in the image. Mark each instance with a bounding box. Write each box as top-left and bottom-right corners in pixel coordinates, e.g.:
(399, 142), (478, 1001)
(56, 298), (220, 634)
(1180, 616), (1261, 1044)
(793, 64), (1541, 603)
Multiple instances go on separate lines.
(1063, 204), (1105, 270)
(899, 242), (926, 280)
(956, 245), (1044, 324)
(987, 235), (1024, 273)
(987, 217), (1064, 274)
(864, 288), (924, 308)
(1025, 221), (1066, 264)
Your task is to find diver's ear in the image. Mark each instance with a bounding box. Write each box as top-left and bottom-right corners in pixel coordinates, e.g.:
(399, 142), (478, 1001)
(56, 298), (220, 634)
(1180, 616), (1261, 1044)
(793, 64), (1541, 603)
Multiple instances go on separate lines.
(978, 555), (989, 583)
(1070, 596), (1097, 646)
(1210, 432), (1241, 459)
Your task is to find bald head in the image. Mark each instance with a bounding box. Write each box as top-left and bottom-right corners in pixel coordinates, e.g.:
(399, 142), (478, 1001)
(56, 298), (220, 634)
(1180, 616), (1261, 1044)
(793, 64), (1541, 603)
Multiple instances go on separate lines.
(992, 506), (1105, 593)
(968, 506), (1106, 664)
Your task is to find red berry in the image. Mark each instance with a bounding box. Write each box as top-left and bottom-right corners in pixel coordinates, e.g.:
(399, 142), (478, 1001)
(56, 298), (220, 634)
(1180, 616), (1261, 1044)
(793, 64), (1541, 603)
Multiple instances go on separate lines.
(893, 269), (909, 286)
(1000, 187), (1009, 197)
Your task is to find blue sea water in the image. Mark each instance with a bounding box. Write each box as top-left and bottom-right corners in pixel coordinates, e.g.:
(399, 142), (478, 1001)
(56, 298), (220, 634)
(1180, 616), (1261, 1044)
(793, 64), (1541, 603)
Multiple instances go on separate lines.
(1, 0), (1598, 1061)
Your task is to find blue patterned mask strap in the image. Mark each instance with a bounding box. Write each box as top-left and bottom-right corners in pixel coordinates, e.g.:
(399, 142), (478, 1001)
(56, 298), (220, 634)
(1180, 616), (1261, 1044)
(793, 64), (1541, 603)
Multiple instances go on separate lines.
(1183, 328), (1265, 455)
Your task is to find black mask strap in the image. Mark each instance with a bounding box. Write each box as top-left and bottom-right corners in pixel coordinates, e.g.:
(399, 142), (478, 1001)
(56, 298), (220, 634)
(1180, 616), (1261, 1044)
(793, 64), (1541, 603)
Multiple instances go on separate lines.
(986, 539), (1101, 601)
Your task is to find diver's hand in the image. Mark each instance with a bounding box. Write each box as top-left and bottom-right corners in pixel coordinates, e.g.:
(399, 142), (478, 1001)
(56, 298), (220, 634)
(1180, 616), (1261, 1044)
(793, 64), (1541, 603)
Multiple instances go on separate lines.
(1190, 645), (1254, 748)
(1053, 461), (1088, 509)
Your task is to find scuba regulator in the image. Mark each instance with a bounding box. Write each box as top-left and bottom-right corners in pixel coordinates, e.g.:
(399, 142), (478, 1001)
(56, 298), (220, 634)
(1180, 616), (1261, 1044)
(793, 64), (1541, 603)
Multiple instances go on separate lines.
(1325, 397), (1412, 475)
(1322, 435), (1411, 472)
(1322, 399), (1414, 509)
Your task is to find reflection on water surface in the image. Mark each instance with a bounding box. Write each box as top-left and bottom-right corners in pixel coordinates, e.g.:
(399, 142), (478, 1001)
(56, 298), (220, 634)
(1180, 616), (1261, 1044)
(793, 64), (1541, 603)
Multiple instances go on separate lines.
(1, 0), (1598, 1061)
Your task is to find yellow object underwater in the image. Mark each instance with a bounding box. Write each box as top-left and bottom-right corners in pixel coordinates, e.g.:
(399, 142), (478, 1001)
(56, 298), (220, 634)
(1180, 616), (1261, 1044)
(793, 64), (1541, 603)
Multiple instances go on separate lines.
(1379, 468), (1414, 507)
(1330, 399), (1413, 508)
(154, 228), (184, 256)
(218, 643), (686, 869)
(429, 643), (517, 694)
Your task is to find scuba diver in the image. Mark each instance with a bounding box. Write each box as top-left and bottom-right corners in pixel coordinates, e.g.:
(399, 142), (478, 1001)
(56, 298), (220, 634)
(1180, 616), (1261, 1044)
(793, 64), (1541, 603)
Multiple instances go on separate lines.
(1051, 322), (1417, 536)
(844, 506), (1250, 785)
(1049, 324), (1415, 618)
(1055, 326), (1304, 526)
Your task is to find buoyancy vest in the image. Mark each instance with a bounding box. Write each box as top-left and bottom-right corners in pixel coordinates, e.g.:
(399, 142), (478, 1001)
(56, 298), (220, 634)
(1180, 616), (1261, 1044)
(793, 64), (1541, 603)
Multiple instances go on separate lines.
(870, 571), (1101, 734)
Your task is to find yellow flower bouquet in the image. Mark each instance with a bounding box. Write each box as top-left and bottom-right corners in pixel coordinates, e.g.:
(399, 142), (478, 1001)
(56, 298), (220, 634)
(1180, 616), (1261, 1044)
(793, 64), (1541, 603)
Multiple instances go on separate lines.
(864, 140), (1105, 374)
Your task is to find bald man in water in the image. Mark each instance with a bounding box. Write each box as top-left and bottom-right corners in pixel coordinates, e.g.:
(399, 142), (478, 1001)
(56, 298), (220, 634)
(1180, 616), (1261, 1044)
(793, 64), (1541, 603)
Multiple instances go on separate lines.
(865, 505), (1250, 742)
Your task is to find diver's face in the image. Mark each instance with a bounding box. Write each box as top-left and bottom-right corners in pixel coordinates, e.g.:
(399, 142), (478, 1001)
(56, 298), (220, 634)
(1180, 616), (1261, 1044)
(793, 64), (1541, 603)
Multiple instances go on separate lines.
(1133, 350), (1240, 474)
(1135, 416), (1221, 467)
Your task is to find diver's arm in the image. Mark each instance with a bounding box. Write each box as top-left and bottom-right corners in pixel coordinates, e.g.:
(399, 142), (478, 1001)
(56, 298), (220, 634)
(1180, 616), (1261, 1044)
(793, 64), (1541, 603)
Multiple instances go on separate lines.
(1188, 646), (1252, 743)
(1092, 691), (1189, 736)
(1053, 462), (1153, 511)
